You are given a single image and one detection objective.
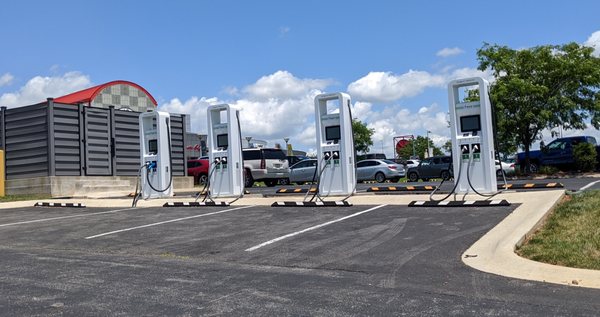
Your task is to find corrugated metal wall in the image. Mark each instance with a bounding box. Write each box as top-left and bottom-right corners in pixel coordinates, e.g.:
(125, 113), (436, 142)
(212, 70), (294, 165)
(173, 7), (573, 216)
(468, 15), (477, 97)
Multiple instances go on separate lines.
(0, 101), (188, 179)
(53, 103), (82, 176)
(4, 103), (49, 179)
(113, 109), (142, 176)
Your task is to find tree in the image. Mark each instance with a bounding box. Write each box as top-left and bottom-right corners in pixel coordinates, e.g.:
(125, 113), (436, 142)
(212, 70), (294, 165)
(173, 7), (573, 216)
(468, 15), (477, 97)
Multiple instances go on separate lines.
(396, 136), (443, 159)
(477, 42), (600, 172)
(352, 119), (374, 154)
(442, 140), (452, 155)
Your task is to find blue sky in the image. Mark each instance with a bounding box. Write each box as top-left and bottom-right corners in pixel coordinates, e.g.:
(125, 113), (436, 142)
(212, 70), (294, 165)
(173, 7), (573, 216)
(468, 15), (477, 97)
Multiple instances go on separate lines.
(1, 0), (599, 156)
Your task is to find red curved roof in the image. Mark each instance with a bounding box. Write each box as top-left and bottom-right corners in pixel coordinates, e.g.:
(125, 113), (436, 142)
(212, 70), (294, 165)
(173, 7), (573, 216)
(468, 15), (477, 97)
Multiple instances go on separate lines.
(53, 80), (157, 106)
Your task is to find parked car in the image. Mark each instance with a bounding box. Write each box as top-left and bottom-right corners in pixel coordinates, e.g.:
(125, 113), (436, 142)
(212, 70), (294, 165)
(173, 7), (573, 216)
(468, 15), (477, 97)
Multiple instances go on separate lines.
(187, 158), (210, 185)
(243, 148), (290, 187)
(406, 156), (453, 182)
(496, 160), (515, 177)
(516, 136), (600, 172)
(286, 155), (308, 166)
(404, 159), (420, 169)
(289, 159), (318, 185)
(357, 159), (405, 183)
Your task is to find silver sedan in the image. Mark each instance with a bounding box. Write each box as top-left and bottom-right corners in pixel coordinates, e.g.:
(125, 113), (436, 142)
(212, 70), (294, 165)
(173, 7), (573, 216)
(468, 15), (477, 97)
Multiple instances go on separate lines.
(356, 159), (405, 183)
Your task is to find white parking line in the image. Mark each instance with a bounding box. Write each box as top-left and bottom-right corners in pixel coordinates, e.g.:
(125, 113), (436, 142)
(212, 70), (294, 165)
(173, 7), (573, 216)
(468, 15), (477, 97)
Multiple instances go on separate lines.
(245, 204), (387, 252)
(0, 207), (146, 228)
(85, 205), (253, 239)
(579, 179), (600, 191)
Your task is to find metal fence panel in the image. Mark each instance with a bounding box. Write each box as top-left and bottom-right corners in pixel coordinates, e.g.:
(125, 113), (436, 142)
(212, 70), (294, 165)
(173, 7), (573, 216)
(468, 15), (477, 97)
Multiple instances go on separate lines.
(114, 110), (141, 175)
(4, 103), (49, 179)
(170, 114), (185, 176)
(84, 107), (112, 175)
(53, 103), (81, 176)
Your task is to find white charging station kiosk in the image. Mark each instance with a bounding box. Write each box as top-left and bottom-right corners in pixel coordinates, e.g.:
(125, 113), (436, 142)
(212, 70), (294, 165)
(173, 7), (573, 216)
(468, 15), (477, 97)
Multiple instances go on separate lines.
(315, 93), (356, 196)
(207, 104), (244, 198)
(448, 77), (497, 194)
(139, 111), (174, 199)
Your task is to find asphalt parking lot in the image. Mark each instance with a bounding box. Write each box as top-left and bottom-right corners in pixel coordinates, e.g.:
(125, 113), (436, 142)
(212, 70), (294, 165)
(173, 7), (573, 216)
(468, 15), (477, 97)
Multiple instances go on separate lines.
(1, 203), (600, 316)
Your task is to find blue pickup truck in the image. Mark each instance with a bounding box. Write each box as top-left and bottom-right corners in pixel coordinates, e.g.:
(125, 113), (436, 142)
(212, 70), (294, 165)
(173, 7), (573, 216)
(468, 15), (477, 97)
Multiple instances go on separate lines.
(516, 136), (600, 172)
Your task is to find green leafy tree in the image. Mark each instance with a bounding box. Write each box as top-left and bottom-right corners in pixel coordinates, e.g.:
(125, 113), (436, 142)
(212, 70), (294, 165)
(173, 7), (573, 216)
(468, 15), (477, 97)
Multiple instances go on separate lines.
(477, 42), (600, 172)
(442, 140), (452, 155)
(573, 142), (597, 172)
(396, 136), (443, 159)
(352, 119), (374, 154)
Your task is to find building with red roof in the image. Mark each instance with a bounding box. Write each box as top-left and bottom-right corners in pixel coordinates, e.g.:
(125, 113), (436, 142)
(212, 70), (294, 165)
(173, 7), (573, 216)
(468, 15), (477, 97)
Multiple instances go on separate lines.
(54, 80), (158, 112)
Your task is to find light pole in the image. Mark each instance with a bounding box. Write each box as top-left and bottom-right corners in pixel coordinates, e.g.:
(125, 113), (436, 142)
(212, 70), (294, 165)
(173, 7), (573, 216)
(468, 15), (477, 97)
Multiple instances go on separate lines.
(426, 130), (432, 158)
(245, 136), (252, 148)
(283, 137), (290, 156)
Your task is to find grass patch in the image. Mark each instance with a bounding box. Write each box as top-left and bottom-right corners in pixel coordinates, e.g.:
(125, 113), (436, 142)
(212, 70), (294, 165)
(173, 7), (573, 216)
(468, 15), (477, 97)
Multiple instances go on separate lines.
(517, 190), (600, 270)
(0, 194), (52, 202)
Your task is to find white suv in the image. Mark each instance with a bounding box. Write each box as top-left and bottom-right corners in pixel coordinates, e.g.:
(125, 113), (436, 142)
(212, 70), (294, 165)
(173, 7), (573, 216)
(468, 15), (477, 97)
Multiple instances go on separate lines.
(243, 148), (290, 187)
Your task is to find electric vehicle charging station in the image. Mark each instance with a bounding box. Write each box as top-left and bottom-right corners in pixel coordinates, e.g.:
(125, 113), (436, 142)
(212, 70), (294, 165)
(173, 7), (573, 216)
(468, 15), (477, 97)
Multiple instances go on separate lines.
(315, 92), (356, 197)
(205, 104), (244, 199)
(271, 92), (355, 207)
(139, 111), (174, 199)
(448, 77), (497, 195)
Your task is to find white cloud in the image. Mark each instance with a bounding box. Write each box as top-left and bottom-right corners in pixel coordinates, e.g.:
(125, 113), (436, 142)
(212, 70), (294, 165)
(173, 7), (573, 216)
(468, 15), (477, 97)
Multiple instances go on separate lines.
(347, 70), (446, 103)
(436, 47), (464, 57)
(279, 26), (290, 37)
(0, 71), (91, 108)
(584, 30), (600, 56)
(161, 71), (331, 150)
(0, 73), (14, 87)
(244, 70), (332, 100)
(359, 103), (451, 158)
(347, 67), (494, 104)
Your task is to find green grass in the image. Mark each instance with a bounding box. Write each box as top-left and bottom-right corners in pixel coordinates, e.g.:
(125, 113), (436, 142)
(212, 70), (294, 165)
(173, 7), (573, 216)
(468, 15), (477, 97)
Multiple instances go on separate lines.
(0, 194), (53, 202)
(517, 190), (600, 270)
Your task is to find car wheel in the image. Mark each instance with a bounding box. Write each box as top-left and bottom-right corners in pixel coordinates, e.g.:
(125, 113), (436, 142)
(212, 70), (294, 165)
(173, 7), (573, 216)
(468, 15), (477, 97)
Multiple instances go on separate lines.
(244, 170), (254, 188)
(265, 180), (277, 187)
(529, 163), (539, 173)
(408, 172), (419, 182)
(441, 170), (451, 181)
(198, 174), (208, 185)
(279, 178), (290, 185)
(374, 172), (386, 183)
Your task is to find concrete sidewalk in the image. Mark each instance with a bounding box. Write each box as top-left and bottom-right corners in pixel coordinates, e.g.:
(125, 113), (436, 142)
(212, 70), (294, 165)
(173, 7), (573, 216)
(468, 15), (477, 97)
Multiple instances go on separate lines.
(1, 189), (599, 289)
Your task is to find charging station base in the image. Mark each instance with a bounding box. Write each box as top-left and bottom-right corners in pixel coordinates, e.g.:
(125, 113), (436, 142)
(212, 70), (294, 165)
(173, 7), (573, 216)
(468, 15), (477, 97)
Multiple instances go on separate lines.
(271, 201), (352, 207)
(163, 202), (230, 207)
(408, 200), (510, 207)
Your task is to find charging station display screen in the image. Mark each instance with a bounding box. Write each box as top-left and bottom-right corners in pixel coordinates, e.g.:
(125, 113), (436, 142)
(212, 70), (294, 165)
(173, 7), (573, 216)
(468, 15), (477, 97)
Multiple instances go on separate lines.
(148, 139), (158, 154)
(217, 134), (228, 148)
(460, 115), (481, 132)
(325, 125), (341, 141)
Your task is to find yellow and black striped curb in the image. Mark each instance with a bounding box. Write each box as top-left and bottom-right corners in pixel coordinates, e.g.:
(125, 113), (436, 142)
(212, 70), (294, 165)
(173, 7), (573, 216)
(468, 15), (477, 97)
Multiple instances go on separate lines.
(271, 201), (352, 207)
(498, 182), (563, 190)
(276, 188), (318, 194)
(35, 202), (86, 208)
(367, 185), (437, 192)
(408, 200), (510, 207)
(163, 202), (230, 207)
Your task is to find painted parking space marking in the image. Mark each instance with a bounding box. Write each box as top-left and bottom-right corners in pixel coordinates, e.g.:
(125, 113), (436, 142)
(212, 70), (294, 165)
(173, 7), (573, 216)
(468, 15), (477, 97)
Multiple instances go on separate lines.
(245, 204), (387, 252)
(85, 205), (253, 239)
(0, 207), (147, 228)
(579, 179), (600, 191)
